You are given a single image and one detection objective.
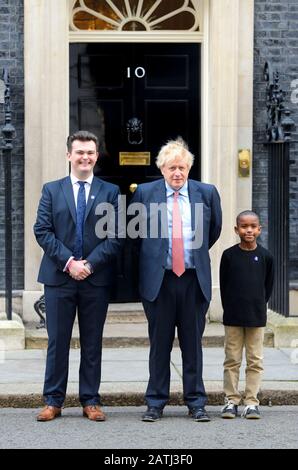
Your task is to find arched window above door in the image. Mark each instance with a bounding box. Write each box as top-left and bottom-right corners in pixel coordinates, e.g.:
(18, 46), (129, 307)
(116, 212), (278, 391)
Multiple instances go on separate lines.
(70, 0), (201, 32)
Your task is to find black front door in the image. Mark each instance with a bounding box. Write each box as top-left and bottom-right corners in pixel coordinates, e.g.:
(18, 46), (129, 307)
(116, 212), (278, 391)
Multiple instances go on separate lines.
(70, 42), (201, 301)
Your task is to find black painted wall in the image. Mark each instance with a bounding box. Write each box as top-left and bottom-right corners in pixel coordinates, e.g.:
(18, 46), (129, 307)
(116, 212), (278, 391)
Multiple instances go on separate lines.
(0, 0), (298, 292)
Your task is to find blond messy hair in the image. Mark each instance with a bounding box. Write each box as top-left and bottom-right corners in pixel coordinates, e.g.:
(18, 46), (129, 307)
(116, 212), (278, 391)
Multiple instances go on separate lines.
(155, 137), (194, 169)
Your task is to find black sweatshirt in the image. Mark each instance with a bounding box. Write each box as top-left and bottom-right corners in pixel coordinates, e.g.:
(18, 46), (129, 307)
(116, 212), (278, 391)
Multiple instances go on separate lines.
(220, 244), (274, 327)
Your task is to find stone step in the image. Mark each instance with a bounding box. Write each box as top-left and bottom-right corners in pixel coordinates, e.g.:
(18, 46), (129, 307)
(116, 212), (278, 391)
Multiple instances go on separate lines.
(25, 321), (274, 349)
(105, 303), (146, 323)
(30, 302), (146, 326)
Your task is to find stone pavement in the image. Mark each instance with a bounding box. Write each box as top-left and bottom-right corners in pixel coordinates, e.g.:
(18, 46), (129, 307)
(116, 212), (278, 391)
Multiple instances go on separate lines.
(0, 346), (297, 407)
(25, 320), (274, 348)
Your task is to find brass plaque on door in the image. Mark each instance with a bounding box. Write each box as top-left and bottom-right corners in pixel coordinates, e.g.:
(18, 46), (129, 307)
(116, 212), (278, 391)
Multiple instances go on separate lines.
(119, 152), (150, 166)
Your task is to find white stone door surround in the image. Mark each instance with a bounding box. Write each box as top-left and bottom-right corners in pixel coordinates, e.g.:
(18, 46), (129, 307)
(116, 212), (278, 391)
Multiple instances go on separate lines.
(23, 0), (254, 321)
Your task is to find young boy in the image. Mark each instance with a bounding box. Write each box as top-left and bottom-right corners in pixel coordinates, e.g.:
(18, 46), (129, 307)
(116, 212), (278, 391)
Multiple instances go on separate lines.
(220, 210), (274, 419)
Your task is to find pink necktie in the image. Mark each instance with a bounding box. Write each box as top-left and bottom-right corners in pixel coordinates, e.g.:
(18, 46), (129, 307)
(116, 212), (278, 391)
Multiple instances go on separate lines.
(172, 191), (185, 277)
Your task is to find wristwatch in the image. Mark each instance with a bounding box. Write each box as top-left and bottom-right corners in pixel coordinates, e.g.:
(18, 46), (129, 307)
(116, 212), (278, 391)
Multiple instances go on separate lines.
(84, 261), (93, 273)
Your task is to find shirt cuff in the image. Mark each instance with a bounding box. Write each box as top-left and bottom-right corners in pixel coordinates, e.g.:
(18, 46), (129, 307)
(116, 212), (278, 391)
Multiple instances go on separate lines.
(63, 256), (74, 272)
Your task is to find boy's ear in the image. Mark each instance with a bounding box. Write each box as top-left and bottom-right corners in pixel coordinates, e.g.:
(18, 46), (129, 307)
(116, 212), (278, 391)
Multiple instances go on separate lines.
(234, 226), (239, 235)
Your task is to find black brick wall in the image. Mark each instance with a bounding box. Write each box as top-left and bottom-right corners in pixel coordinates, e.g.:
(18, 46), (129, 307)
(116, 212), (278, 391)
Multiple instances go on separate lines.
(0, 0), (24, 290)
(254, 0), (298, 281)
(0, 0), (297, 291)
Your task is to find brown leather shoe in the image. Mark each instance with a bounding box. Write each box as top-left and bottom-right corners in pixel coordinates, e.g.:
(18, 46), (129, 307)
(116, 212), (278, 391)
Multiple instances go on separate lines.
(36, 405), (61, 422)
(83, 405), (106, 421)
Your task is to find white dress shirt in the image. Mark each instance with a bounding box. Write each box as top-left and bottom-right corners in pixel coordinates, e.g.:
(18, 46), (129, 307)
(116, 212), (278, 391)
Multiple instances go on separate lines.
(165, 180), (195, 270)
(70, 173), (93, 207)
(63, 173), (94, 270)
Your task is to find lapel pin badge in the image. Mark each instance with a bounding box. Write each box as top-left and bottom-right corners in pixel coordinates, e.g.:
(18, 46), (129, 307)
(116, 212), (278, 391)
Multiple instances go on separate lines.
(91, 195), (95, 200)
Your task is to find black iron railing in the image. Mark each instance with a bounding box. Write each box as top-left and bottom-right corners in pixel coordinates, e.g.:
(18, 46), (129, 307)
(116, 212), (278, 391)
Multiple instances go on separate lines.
(267, 142), (290, 316)
(264, 61), (296, 317)
(1, 69), (16, 320)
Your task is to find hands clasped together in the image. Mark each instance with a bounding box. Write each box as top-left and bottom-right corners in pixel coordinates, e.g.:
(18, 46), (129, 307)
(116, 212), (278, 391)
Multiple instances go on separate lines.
(68, 259), (92, 281)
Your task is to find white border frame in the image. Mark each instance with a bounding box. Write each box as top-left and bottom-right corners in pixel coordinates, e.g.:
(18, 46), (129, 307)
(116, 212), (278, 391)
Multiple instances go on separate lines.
(69, 31), (204, 42)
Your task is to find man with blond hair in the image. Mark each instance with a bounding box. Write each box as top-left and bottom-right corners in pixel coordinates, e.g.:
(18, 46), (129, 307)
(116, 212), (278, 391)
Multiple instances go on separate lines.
(130, 138), (222, 422)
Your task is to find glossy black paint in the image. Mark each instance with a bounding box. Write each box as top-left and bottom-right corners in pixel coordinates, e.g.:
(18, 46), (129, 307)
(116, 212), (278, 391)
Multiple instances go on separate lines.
(70, 43), (201, 301)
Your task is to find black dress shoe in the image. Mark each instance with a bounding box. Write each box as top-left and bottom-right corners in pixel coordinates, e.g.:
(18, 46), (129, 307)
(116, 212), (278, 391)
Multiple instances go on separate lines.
(142, 407), (163, 422)
(188, 407), (210, 422)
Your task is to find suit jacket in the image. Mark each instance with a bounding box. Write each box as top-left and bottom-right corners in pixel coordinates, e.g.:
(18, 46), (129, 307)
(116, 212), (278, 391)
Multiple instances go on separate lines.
(34, 176), (123, 287)
(130, 178), (222, 302)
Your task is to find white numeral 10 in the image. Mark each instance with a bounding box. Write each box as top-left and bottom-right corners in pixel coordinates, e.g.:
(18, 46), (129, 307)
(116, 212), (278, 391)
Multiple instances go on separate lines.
(127, 67), (146, 78)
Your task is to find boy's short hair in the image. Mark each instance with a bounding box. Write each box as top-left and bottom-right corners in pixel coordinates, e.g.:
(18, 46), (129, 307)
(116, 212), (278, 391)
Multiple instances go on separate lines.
(67, 130), (99, 152)
(236, 210), (260, 226)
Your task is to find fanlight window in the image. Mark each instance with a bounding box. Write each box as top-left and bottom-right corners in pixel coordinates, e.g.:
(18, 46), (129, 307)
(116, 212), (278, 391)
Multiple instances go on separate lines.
(70, 0), (201, 32)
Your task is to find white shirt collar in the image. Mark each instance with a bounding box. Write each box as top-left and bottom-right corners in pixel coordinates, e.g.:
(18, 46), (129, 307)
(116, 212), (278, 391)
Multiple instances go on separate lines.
(70, 173), (93, 186)
(165, 180), (188, 198)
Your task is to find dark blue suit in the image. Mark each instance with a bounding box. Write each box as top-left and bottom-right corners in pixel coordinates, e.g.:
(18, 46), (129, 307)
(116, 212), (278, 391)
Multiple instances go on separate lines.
(131, 178), (222, 409)
(34, 176), (122, 407)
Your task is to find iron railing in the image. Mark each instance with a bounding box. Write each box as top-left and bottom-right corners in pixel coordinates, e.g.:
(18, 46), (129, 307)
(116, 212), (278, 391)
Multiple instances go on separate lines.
(264, 61), (296, 317)
(1, 69), (16, 320)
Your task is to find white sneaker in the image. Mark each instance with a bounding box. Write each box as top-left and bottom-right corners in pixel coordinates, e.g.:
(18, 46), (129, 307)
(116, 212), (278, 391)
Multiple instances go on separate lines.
(221, 402), (238, 419)
(241, 405), (261, 419)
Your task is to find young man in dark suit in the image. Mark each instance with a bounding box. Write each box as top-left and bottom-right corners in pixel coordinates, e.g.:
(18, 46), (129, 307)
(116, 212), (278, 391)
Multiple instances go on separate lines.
(34, 130), (123, 422)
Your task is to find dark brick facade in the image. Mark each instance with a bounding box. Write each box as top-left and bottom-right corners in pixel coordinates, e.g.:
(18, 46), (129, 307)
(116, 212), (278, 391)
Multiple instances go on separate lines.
(0, 0), (24, 290)
(254, 0), (298, 280)
(0, 1), (297, 293)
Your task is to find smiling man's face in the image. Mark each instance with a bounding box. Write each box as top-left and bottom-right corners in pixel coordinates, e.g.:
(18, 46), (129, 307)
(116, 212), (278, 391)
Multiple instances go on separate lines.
(67, 139), (98, 179)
